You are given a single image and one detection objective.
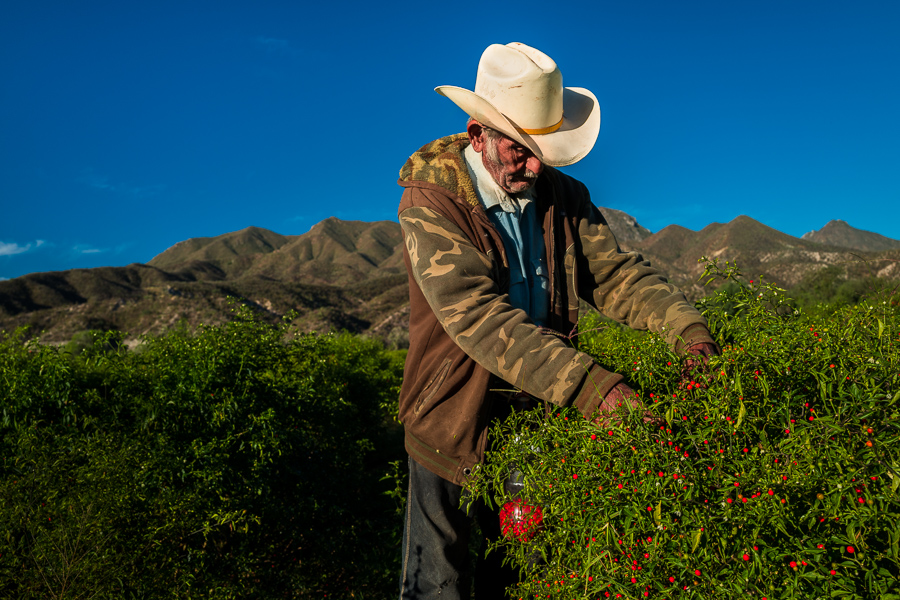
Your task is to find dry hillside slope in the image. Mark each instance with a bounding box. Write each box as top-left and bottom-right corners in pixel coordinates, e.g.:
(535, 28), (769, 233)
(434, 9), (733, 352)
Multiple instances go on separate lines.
(634, 216), (897, 297)
(2, 212), (898, 346)
(246, 218), (405, 285)
(802, 220), (900, 253)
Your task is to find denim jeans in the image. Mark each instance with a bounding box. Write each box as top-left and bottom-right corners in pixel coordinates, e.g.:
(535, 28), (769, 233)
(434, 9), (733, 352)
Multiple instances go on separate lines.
(399, 456), (518, 600)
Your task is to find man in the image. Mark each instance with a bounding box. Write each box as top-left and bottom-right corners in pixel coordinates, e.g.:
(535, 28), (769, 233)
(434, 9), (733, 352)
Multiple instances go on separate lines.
(396, 42), (718, 599)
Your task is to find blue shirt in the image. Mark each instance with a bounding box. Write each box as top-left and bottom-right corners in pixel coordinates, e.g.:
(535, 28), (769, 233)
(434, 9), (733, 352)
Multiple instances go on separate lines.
(464, 145), (550, 326)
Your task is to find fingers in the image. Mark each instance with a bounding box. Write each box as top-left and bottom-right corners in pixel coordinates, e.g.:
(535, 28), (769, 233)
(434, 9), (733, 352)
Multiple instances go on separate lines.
(684, 342), (720, 360)
(680, 343), (719, 388)
(592, 382), (660, 427)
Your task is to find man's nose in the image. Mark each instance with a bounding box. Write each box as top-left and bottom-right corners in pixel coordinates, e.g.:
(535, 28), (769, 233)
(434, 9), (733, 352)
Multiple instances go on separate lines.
(525, 154), (544, 175)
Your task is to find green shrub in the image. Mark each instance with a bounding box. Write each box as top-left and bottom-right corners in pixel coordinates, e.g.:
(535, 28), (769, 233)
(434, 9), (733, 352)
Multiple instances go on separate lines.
(468, 259), (900, 599)
(0, 310), (405, 599)
(5, 259), (899, 599)
(788, 265), (896, 313)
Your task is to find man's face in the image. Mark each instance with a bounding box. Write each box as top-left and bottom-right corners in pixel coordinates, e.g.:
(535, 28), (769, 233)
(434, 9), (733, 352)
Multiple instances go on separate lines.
(481, 131), (544, 194)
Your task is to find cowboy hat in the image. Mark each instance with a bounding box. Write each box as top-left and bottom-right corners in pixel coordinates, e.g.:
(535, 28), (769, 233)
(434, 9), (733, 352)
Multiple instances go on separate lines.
(436, 42), (600, 168)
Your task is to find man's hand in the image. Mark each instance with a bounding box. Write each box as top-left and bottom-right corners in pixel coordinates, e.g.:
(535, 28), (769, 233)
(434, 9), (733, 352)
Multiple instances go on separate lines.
(592, 382), (660, 427)
(681, 341), (720, 388)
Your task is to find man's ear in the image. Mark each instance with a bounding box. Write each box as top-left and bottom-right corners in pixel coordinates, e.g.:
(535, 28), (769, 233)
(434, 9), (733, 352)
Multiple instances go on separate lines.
(467, 119), (487, 153)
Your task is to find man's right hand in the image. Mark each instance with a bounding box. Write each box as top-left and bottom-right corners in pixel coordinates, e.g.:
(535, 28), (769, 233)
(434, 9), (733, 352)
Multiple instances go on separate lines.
(591, 381), (659, 427)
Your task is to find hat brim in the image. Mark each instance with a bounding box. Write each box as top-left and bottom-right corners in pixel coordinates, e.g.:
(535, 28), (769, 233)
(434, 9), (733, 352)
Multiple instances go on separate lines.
(435, 85), (600, 167)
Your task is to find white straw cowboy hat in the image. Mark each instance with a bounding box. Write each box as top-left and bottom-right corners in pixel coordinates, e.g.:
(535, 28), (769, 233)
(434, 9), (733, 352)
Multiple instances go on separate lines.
(436, 42), (600, 168)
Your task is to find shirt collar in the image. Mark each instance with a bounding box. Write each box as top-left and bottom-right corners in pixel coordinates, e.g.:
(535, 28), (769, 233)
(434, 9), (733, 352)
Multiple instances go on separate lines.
(464, 144), (536, 214)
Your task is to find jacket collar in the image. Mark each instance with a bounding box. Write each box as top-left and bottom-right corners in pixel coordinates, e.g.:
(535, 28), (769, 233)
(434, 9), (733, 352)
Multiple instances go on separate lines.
(399, 134), (557, 212)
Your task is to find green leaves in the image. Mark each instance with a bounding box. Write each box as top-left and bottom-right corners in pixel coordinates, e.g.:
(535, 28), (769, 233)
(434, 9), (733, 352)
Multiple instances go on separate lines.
(0, 315), (406, 599)
(467, 263), (900, 599)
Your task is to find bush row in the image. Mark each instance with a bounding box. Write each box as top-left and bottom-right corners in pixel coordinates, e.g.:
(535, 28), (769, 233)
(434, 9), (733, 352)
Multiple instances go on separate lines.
(0, 310), (406, 599)
(469, 260), (900, 599)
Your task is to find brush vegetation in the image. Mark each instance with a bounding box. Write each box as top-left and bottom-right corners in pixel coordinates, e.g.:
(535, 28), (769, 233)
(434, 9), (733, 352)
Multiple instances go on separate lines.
(1, 259), (899, 598)
(469, 259), (900, 599)
(0, 310), (406, 599)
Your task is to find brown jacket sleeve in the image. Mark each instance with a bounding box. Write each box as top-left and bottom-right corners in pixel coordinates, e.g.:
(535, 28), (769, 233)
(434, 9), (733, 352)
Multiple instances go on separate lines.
(573, 199), (714, 348)
(400, 189), (714, 417)
(560, 194), (716, 412)
(400, 204), (611, 409)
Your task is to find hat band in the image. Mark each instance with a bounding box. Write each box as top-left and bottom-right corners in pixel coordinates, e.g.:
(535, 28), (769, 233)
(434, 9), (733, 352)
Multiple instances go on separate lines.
(520, 115), (564, 135)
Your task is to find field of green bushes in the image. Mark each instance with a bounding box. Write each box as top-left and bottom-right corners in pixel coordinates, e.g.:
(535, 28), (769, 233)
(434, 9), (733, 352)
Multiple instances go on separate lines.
(1, 259), (899, 599)
(0, 310), (406, 599)
(470, 260), (900, 599)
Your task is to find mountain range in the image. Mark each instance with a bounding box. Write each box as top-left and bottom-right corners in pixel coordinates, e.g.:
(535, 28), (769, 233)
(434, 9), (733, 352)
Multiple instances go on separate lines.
(1, 211), (897, 348)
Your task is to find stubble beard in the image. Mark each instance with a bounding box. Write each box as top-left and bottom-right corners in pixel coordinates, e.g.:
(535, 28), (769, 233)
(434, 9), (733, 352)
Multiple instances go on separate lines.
(483, 138), (539, 194)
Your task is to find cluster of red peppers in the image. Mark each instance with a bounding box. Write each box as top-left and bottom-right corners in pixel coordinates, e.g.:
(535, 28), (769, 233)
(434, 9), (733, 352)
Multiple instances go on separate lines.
(499, 394), (545, 542)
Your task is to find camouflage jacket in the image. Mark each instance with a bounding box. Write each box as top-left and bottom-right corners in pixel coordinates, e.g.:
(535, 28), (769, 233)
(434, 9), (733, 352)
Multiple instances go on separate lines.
(397, 134), (713, 484)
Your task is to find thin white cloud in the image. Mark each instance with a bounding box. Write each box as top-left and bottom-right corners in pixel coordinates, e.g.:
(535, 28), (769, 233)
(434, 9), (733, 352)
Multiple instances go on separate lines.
(0, 242), (29, 256)
(0, 240), (43, 257)
(72, 244), (106, 255)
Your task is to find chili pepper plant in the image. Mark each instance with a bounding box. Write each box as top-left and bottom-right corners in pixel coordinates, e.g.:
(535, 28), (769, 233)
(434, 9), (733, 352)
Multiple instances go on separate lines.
(467, 259), (900, 599)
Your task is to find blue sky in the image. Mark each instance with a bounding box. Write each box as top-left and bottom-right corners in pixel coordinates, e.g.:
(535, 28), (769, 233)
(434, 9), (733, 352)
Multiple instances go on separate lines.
(2, 0), (899, 280)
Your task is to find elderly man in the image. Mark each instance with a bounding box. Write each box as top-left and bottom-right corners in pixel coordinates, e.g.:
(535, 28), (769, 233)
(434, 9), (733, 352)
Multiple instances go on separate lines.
(396, 42), (718, 599)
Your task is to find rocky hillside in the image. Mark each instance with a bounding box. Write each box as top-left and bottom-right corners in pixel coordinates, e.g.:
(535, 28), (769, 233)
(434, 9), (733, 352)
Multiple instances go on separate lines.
(0, 219), (409, 347)
(631, 216), (900, 298)
(802, 220), (900, 253)
(1, 211), (898, 347)
(599, 207), (653, 250)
